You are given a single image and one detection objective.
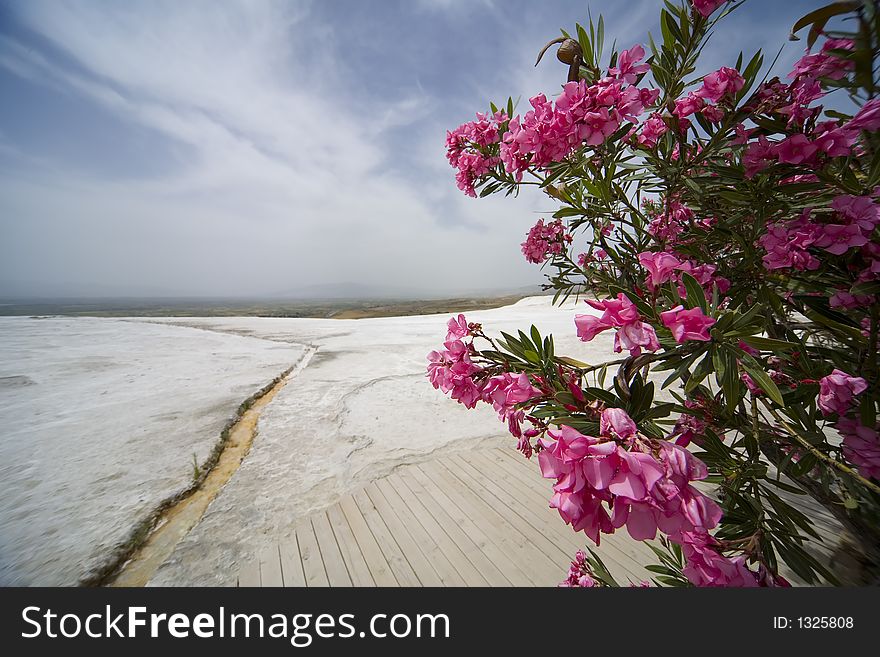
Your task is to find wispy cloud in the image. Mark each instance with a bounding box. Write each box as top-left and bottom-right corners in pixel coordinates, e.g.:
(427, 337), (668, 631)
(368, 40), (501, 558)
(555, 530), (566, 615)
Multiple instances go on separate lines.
(0, 0), (822, 297)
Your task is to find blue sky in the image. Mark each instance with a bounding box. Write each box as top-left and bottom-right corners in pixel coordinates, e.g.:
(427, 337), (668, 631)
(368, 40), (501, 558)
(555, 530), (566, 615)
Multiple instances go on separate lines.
(0, 0), (824, 298)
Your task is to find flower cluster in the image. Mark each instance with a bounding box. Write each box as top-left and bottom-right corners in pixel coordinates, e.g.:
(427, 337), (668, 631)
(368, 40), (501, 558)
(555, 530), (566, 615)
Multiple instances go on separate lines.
(536, 408), (755, 586)
(660, 306), (716, 343)
(500, 47), (658, 179)
(521, 218), (573, 264)
(560, 550), (599, 587)
(483, 372), (543, 441)
(818, 370), (868, 416)
(838, 418), (880, 481)
(637, 250), (730, 297)
(574, 293), (660, 356)
(426, 314), (483, 408)
(445, 112), (507, 197)
(758, 196), (879, 271)
(671, 529), (759, 587)
(427, 314), (546, 447)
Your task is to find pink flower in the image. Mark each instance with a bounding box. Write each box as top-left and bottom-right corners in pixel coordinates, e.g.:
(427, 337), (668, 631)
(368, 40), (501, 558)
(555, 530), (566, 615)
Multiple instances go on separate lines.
(812, 223), (868, 255)
(521, 218), (572, 264)
(637, 113), (668, 148)
(614, 321), (661, 356)
(701, 105), (725, 123)
(446, 314), (469, 341)
(560, 550), (599, 587)
(673, 93), (705, 119)
(832, 195), (880, 233)
(757, 210), (821, 271)
(691, 0), (726, 18)
(818, 369), (868, 416)
(775, 134), (818, 164)
(446, 112), (507, 196)
(660, 306), (715, 342)
(850, 98), (880, 132)
(671, 530), (759, 587)
(697, 66), (745, 103)
(837, 418), (880, 481)
(600, 408), (638, 441)
(671, 404), (708, 447)
(580, 108), (620, 146)
(638, 251), (685, 288)
(830, 290), (874, 309)
(608, 44), (650, 84)
(743, 136), (776, 178)
(575, 294), (660, 356)
(789, 39), (854, 82)
(482, 372), (543, 430)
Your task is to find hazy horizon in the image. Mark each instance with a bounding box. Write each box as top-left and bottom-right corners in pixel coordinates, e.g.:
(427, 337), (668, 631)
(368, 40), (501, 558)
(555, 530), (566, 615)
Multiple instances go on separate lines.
(1, 0), (820, 298)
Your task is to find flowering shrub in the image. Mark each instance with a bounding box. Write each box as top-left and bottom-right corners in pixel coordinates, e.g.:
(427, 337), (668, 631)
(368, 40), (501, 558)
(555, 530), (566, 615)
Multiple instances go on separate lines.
(430, 0), (880, 586)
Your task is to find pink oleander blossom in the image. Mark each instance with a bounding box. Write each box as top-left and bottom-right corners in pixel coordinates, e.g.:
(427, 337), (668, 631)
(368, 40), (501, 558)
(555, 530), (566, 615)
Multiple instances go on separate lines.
(691, 0), (726, 18)
(521, 218), (572, 264)
(818, 369), (868, 416)
(600, 407), (638, 442)
(660, 306), (716, 342)
(701, 105), (725, 123)
(812, 223), (869, 255)
(837, 418), (880, 481)
(446, 313), (469, 341)
(575, 294), (660, 356)
(743, 136), (776, 178)
(608, 44), (650, 84)
(831, 195), (880, 233)
(697, 66), (745, 103)
(539, 409), (722, 546)
(637, 113), (668, 148)
(673, 93), (705, 119)
(446, 111), (507, 196)
(776, 134), (818, 165)
(482, 372), (543, 431)
(671, 529), (759, 587)
(830, 290), (874, 309)
(560, 550), (598, 587)
(757, 210), (821, 271)
(638, 251), (685, 288)
(850, 97), (880, 132)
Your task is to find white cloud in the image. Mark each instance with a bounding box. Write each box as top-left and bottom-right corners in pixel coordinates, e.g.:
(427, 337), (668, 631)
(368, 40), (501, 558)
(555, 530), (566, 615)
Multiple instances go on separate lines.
(0, 0), (543, 296)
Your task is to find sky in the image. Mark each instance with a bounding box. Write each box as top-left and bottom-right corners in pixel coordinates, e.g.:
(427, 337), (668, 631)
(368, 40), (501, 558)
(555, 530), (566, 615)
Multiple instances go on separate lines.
(0, 0), (825, 298)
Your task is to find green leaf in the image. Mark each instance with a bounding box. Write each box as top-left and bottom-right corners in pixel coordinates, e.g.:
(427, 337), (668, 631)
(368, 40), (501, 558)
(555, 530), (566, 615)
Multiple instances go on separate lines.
(790, 2), (860, 41)
(739, 336), (800, 351)
(680, 272), (708, 313)
(742, 362), (784, 405)
(851, 280), (880, 296)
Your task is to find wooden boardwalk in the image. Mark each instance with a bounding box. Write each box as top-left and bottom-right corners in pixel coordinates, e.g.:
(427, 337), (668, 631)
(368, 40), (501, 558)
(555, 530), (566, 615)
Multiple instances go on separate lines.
(237, 447), (663, 587)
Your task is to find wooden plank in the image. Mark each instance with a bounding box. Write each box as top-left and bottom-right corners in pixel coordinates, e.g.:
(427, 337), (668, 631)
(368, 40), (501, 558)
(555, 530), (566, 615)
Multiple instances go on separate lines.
(392, 471), (508, 586)
(417, 460), (556, 585)
(407, 463), (536, 586)
(373, 477), (469, 586)
(352, 488), (421, 586)
(238, 556), (261, 587)
(258, 544), (284, 587)
(339, 495), (398, 586)
(364, 482), (443, 586)
(327, 504), (375, 586)
(279, 534), (306, 587)
(312, 511), (353, 587)
(441, 455), (574, 569)
(296, 521), (329, 587)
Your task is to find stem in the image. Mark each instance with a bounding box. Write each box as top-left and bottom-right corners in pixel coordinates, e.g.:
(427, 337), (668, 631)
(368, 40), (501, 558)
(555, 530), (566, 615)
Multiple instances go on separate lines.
(760, 400), (880, 495)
